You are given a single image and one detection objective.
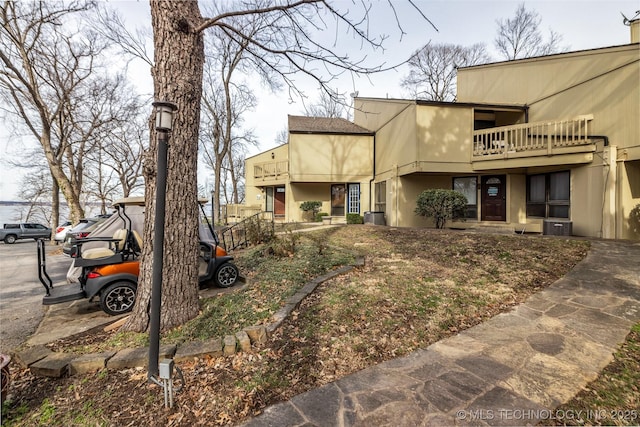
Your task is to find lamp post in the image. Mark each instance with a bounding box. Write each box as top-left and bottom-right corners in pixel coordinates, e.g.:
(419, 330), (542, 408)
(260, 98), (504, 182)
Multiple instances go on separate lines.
(210, 189), (215, 225)
(148, 101), (177, 381)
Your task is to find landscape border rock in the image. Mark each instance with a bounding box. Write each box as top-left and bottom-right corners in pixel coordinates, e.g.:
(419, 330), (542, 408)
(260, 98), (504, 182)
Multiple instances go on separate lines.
(14, 257), (364, 378)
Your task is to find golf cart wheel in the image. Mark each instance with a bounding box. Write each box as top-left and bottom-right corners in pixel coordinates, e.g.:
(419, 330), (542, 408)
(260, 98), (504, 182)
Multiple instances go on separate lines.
(100, 281), (137, 316)
(215, 263), (239, 288)
(4, 235), (16, 244)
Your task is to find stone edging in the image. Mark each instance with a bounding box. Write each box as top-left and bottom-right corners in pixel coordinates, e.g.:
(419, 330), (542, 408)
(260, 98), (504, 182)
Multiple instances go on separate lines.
(14, 257), (365, 378)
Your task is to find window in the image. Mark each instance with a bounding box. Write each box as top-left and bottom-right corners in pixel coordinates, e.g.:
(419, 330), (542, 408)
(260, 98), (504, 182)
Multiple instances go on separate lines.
(348, 184), (360, 214)
(527, 171), (570, 218)
(265, 187), (274, 212)
(453, 176), (477, 219)
(375, 181), (386, 213)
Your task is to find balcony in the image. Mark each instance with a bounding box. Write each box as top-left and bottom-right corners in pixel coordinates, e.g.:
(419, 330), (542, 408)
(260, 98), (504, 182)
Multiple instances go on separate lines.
(472, 115), (597, 167)
(253, 161), (289, 181)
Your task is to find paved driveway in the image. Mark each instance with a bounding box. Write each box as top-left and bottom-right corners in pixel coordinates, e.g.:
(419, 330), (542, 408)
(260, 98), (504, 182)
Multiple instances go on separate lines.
(0, 240), (71, 351)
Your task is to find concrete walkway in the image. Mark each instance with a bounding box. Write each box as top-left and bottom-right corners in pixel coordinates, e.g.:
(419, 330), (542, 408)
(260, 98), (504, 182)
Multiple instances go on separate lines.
(241, 240), (640, 426)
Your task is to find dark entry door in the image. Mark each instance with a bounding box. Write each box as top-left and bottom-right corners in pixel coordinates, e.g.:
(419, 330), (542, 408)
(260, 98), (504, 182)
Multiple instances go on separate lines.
(481, 175), (506, 221)
(274, 187), (285, 216)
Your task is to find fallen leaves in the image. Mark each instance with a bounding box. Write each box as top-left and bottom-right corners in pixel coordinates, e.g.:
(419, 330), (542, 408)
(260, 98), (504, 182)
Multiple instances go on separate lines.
(4, 228), (592, 426)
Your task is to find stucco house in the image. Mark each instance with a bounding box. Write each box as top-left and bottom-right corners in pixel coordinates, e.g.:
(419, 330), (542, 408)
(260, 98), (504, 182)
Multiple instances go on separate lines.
(244, 116), (374, 223)
(244, 22), (640, 240)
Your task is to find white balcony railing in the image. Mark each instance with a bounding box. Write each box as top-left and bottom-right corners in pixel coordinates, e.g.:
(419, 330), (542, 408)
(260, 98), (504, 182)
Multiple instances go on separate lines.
(253, 161), (289, 180)
(473, 115), (594, 157)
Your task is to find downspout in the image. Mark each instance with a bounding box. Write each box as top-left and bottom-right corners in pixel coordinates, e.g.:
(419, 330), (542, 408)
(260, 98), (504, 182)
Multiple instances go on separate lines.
(589, 135), (609, 146)
(369, 133), (376, 211)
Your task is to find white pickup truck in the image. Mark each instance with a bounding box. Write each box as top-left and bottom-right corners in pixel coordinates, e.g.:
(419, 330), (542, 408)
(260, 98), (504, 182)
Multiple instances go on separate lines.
(0, 223), (52, 244)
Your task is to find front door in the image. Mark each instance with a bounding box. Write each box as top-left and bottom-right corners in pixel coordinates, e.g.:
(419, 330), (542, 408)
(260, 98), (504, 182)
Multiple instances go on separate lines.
(274, 187), (285, 216)
(331, 184), (346, 216)
(481, 175), (506, 221)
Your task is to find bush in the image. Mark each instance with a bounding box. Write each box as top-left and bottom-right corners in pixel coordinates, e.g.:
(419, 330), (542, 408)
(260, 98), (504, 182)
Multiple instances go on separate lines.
(630, 204), (640, 236)
(300, 201), (322, 221)
(268, 230), (300, 257)
(415, 189), (467, 229)
(347, 213), (364, 224)
(315, 212), (329, 222)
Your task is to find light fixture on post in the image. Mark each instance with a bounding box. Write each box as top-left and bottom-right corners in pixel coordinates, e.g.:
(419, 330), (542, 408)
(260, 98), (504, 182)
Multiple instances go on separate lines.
(153, 101), (177, 132)
(148, 100), (179, 407)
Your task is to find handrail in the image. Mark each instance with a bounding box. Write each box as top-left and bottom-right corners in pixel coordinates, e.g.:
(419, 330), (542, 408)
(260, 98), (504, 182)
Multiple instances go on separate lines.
(37, 239), (53, 295)
(473, 115), (594, 157)
(219, 211), (274, 252)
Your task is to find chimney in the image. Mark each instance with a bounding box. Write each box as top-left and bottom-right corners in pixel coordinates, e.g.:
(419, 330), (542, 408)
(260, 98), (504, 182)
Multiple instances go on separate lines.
(630, 18), (640, 43)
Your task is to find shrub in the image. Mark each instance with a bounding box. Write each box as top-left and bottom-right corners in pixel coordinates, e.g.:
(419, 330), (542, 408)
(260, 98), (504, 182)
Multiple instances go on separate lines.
(315, 212), (329, 222)
(415, 189), (467, 229)
(300, 201), (322, 221)
(630, 204), (640, 236)
(268, 230), (300, 257)
(245, 218), (275, 245)
(347, 213), (364, 224)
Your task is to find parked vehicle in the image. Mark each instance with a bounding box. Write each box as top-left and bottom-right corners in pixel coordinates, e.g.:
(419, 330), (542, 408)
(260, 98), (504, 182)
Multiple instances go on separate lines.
(1, 223), (51, 244)
(53, 221), (73, 243)
(38, 198), (239, 316)
(62, 216), (111, 255)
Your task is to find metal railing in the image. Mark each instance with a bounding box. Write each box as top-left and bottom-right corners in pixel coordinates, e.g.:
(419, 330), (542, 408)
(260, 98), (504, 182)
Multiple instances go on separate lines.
(473, 115), (594, 157)
(218, 211), (274, 252)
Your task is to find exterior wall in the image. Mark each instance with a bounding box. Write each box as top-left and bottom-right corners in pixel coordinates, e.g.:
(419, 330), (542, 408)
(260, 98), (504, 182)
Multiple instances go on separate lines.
(241, 45), (638, 239)
(289, 183), (330, 222)
(289, 133), (373, 182)
(457, 44), (640, 239)
(287, 182), (371, 222)
(572, 162), (606, 237)
(620, 160), (640, 239)
(244, 144), (289, 211)
(457, 45), (639, 155)
(374, 105), (417, 180)
(414, 105), (475, 173)
(354, 98), (413, 132)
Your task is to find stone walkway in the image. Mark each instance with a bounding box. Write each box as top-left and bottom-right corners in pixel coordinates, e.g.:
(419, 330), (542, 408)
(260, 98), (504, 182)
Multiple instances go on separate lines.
(241, 240), (640, 426)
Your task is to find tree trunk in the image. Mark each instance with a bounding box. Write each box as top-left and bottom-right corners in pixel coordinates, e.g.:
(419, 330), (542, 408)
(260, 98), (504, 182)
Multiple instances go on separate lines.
(51, 179), (60, 241)
(124, 0), (204, 333)
(40, 127), (84, 223)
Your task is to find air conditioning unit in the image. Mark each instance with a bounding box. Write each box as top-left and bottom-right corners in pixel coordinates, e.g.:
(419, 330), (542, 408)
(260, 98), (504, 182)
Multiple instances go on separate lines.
(364, 211), (386, 225)
(543, 220), (572, 236)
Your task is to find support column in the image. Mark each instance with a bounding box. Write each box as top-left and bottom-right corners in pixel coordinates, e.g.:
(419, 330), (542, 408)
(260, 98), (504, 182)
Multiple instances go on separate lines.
(602, 146), (617, 239)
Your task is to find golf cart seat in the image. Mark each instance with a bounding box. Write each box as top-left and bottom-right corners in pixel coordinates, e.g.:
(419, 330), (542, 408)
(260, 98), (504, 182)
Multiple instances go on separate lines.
(82, 229), (129, 259)
(73, 229), (143, 267)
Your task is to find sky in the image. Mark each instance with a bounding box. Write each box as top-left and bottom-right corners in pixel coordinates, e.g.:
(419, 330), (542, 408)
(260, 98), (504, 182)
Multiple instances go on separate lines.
(0, 0), (637, 200)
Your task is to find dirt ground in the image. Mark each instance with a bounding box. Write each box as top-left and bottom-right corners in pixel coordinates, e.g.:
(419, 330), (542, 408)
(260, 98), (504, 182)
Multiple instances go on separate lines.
(2, 228), (591, 426)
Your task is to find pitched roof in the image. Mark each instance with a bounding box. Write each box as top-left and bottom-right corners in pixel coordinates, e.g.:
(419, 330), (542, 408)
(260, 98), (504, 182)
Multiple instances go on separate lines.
(288, 115), (373, 134)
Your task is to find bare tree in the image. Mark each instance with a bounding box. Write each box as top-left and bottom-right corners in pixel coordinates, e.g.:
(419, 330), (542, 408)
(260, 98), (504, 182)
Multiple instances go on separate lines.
(83, 77), (147, 206)
(199, 15), (258, 222)
(228, 147), (247, 205)
(100, 116), (147, 198)
(494, 3), (565, 61)
(125, 0), (432, 333)
(17, 168), (53, 225)
(305, 88), (350, 118)
(274, 127), (289, 145)
(401, 42), (491, 101)
(0, 1), (128, 227)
